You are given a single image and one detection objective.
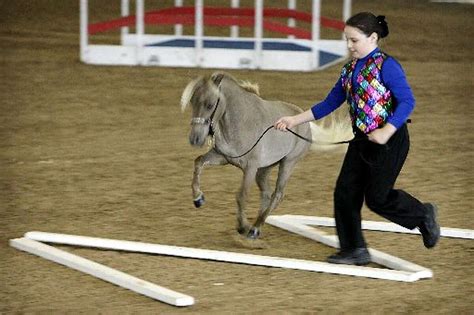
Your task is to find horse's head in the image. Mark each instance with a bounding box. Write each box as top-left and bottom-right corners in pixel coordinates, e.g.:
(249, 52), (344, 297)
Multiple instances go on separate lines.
(181, 74), (224, 147)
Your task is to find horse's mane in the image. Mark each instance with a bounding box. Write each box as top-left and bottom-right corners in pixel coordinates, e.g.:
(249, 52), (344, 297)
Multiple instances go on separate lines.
(180, 76), (203, 112)
(212, 72), (260, 96)
(180, 72), (260, 112)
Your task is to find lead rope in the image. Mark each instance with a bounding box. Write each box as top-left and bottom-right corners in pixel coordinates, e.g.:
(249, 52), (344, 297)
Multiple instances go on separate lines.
(224, 126), (274, 159)
(222, 125), (364, 159)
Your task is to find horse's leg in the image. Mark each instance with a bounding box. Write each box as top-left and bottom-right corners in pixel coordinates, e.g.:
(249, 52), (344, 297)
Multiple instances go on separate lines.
(236, 166), (258, 235)
(192, 149), (228, 207)
(256, 166), (273, 217)
(248, 158), (299, 239)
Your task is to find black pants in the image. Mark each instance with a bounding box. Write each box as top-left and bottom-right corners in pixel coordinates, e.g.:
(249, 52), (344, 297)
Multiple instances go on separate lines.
(334, 124), (426, 250)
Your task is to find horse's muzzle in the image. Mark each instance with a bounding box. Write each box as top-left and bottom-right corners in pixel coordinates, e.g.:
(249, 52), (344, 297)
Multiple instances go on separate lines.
(189, 133), (205, 147)
(189, 127), (208, 147)
(189, 117), (211, 147)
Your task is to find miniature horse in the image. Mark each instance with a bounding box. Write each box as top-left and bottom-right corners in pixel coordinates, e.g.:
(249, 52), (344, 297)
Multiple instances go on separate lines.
(181, 72), (350, 239)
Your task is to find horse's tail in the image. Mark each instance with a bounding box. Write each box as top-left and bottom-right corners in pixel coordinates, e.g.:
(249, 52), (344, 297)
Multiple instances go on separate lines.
(309, 108), (353, 152)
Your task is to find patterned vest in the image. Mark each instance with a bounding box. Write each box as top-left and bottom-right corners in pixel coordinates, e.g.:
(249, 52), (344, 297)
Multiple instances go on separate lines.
(341, 52), (393, 133)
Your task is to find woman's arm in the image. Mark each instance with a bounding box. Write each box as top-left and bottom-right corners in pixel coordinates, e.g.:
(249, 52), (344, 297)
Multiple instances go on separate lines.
(274, 77), (346, 131)
(311, 77), (346, 120)
(368, 57), (415, 144)
(384, 57), (416, 129)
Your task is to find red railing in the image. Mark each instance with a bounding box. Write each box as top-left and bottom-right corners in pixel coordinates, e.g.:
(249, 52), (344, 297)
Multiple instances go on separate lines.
(88, 6), (344, 40)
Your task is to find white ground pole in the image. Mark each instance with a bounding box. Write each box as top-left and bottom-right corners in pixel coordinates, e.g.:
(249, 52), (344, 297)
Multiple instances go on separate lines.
(195, 0), (204, 67)
(254, 0), (263, 69)
(231, 0), (240, 38)
(265, 216), (433, 279)
(23, 232), (427, 282)
(311, 0), (321, 70)
(10, 238), (194, 307)
(276, 215), (474, 240)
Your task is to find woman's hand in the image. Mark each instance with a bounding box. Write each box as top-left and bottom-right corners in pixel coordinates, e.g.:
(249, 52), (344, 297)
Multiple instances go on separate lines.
(368, 123), (397, 144)
(274, 116), (296, 131)
(274, 110), (316, 131)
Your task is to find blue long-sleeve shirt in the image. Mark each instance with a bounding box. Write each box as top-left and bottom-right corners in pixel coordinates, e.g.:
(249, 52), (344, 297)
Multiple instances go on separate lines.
(311, 48), (415, 130)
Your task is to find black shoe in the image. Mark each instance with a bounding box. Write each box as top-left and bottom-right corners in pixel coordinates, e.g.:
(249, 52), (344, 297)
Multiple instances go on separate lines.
(418, 203), (440, 248)
(327, 248), (371, 265)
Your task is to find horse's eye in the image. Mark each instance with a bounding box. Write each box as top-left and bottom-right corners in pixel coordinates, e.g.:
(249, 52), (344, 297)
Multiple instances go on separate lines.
(207, 103), (214, 110)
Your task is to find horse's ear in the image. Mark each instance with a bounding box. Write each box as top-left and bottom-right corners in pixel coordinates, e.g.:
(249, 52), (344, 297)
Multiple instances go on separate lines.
(210, 72), (225, 87)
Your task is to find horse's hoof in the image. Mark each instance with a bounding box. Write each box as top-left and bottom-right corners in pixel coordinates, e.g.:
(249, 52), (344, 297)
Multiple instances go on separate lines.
(247, 228), (260, 240)
(193, 194), (205, 208)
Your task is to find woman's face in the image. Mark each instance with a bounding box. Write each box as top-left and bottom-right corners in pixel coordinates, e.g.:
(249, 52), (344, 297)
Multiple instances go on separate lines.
(344, 25), (378, 59)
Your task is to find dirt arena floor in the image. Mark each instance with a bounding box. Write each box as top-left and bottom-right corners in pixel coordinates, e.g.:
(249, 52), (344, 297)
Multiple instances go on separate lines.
(1, 0), (473, 313)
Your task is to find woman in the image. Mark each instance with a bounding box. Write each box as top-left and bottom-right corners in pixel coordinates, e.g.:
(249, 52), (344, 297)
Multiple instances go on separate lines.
(274, 12), (440, 265)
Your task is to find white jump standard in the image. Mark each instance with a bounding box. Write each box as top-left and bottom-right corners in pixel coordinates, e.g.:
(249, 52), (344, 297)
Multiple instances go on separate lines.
(80, 0), (352, 71)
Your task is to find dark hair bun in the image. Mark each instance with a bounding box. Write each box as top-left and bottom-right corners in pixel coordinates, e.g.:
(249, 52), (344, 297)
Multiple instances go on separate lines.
(346, 12), (390, 40)
(376, 15), (389, 38)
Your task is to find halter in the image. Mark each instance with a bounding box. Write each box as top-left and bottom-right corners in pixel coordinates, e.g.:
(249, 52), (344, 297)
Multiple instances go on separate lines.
(190, 97), (220, 136)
